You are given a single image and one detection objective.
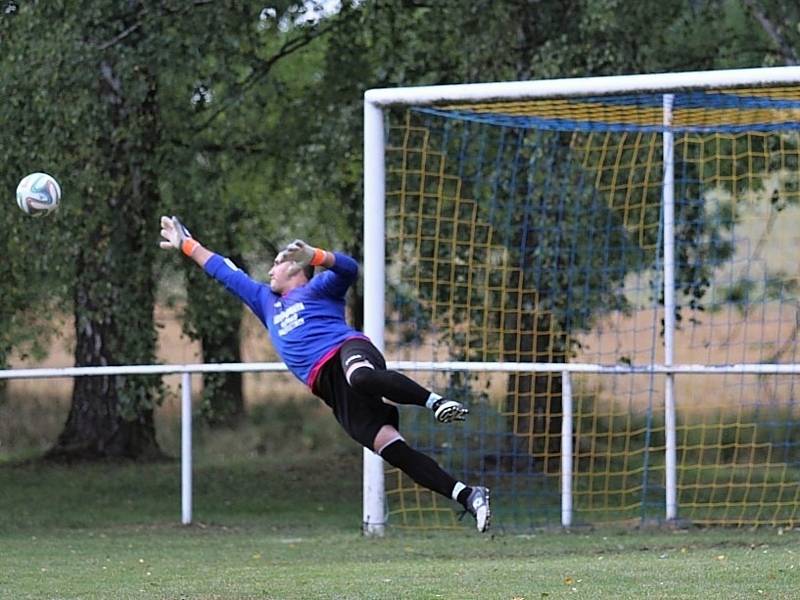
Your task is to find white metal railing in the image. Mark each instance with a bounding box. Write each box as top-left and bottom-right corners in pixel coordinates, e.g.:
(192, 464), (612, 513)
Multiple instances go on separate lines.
(4, 360), (800, 527)
(1, 362), (288, 525)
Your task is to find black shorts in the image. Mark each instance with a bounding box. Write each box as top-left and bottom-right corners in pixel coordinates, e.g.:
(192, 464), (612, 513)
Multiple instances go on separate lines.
(313, 338), (399, 450)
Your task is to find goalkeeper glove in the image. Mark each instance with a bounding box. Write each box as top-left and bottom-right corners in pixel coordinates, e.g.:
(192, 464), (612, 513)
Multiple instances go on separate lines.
(277, 239), (327, 273)
(159, 215), (199, 256)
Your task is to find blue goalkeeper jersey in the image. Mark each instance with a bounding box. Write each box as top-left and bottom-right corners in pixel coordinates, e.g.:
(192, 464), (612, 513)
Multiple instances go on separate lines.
(204, 252), (367, 389)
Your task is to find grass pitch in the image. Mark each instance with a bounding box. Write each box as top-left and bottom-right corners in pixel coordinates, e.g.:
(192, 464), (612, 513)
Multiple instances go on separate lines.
(1, 433), (798, 599)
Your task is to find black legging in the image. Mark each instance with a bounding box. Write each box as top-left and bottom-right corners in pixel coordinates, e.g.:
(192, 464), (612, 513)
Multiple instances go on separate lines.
(380, 438), (458, 500)
(348, 366), (430, 407)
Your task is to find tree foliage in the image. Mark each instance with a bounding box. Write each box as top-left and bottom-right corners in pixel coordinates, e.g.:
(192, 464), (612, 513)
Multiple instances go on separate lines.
(1, 0), (799, 456)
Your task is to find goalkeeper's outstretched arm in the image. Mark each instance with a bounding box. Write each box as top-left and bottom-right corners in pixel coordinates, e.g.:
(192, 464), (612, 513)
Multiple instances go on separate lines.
(159, 215), (213, 267)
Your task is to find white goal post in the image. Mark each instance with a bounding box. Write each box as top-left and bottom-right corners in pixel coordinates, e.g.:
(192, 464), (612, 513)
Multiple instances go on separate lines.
(362, 66), (800, 536)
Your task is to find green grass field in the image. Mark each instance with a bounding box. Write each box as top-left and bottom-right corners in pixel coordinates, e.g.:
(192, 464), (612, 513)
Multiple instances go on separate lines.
(1, 423), (798, 600)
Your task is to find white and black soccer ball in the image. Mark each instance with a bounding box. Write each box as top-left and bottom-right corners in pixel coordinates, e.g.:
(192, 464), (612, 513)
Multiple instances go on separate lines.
(16, 172), (61, 217)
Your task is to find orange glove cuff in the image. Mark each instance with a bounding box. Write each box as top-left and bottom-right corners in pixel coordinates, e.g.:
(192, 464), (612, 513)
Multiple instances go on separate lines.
(181, 239), (200, 257)
(310, 248), (327, 266)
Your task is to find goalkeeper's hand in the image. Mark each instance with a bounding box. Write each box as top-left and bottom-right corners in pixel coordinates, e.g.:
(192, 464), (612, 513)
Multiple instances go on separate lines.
(276, 239), (327, 270)
(159, 215), (198, 256)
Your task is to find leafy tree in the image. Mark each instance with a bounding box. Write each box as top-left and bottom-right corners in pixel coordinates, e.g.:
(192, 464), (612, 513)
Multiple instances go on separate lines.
(740, 0), (799, 66)
(0, 1), (343, 455)
(0, 1), (165, 459)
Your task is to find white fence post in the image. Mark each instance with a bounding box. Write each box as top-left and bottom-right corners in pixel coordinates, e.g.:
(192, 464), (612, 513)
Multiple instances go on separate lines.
(561, 371), (573, 528)
(181, 371), (192, 525)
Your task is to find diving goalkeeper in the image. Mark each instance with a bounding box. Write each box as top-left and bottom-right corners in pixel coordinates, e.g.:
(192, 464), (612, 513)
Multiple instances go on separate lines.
(159, 216), (491, 532)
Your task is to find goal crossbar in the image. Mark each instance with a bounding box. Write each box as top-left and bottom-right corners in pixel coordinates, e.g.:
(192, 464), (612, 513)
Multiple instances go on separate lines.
(365, 66), (800, 107)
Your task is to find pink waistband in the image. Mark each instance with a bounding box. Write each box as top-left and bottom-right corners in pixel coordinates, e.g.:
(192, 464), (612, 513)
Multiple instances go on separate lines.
(306, 335), (369, 392)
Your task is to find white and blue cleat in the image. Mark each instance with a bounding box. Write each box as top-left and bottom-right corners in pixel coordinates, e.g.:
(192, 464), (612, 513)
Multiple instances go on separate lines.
(431, 398), (469, 423)
(465, 486), (491, 533)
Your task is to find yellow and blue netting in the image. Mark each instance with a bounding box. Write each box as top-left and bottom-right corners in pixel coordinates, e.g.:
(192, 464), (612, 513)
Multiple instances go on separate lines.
(383, 86), (800, 530)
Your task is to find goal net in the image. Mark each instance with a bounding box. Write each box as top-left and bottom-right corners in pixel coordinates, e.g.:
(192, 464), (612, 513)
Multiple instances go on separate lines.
(363, 68), (800, 532)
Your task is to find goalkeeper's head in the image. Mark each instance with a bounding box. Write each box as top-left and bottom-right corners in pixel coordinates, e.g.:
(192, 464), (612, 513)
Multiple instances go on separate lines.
(269, 251), (314, 294)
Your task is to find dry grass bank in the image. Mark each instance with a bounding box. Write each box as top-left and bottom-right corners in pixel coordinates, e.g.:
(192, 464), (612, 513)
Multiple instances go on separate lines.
(3, 301), (797, 456)
(1, 307), (311, 456)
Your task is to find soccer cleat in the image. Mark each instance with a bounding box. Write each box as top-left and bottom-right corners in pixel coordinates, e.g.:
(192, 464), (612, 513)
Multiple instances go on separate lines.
(431, 398), (468, 423)
(464, 486), (491, 533)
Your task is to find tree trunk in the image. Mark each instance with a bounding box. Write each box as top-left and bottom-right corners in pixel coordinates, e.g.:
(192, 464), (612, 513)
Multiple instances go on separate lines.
(48, 315), (161, 461)
(176, 182), (246, 426)
(48, 56), (162, 461)
(200, 364), (244, 426)
(49, 222), (163, 460)
(185, 246), (246, 428)
(199, 301), (244, 427)
(345, 224), (364, 331)
(501, 312), (564, 473)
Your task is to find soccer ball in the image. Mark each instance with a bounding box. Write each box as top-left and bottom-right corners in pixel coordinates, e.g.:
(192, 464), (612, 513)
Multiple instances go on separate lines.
(16, 172), (61, 217)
